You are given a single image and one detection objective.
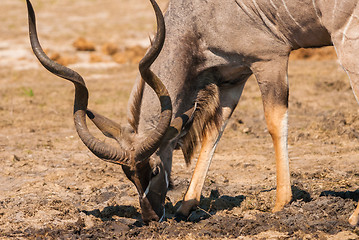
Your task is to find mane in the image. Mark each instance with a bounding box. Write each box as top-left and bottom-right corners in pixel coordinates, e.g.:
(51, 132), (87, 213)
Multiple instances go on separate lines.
(179, 72), (222, 165)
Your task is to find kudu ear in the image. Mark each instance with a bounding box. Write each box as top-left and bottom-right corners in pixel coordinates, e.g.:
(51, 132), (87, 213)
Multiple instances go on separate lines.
(176, 103), (197, 139)
(86, 109), (123, 140)
(163, 103), (197, 143)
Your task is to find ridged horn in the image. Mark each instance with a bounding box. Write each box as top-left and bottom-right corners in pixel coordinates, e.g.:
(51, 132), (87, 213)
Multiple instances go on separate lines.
(26, 0), (131, 166)
(135, 0), (172, 163)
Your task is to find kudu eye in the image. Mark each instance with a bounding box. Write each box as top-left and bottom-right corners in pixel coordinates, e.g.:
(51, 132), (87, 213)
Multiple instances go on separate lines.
(151, 166), (160, 177)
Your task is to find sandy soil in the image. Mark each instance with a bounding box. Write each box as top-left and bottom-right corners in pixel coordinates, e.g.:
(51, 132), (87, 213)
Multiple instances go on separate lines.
(1, 0), (359, 239)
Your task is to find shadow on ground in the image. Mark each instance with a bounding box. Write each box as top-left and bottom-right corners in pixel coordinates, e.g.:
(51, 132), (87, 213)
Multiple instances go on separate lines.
(165, 189), (245, 222)
(320, 190), (359, 202)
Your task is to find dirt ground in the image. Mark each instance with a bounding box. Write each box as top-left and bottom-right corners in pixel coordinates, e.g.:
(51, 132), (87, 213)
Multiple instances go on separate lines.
(2, 0), (359, 239)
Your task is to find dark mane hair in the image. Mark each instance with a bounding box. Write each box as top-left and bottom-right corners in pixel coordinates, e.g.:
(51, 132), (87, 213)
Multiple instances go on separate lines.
(179, 71), (222, 164)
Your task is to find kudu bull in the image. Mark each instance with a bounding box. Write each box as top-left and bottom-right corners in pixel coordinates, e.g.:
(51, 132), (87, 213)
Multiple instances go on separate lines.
(27, 0), (359, 225)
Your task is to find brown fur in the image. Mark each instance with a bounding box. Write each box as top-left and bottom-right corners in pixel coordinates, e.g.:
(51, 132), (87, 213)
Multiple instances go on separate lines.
(179, 72), (222, 165)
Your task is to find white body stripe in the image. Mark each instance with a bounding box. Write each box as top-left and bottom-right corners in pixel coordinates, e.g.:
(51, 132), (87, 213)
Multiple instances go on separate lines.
(333, 0), (338, 27)
(312, 0), (322, 24)
(282, 0), (303, 29)
(342, 14), (354, 45)
(269, 0), (278, 10)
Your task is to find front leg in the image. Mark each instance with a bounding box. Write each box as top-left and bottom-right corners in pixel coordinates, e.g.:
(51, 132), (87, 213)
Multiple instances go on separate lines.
(252, 57), (292, 212)
(175, 122), (225, 218)
(176, 82), (246, 219)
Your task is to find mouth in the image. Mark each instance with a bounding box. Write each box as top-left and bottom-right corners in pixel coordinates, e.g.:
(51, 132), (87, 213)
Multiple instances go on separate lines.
(140, 190), (165, 223)
(140, 171), (169, 222)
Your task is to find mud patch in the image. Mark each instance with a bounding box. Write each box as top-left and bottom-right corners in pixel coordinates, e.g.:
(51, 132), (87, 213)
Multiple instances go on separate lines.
(8, 195), (358, 239)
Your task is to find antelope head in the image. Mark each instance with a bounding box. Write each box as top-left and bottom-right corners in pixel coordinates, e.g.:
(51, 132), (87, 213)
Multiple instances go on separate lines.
(26, 0), (189, 223)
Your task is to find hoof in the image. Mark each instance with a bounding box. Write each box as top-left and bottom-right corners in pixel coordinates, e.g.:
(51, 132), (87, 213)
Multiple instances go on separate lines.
(349, 213), (359, 226)
(273, 196), (291, 213)
(272, 203), (286, 213)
